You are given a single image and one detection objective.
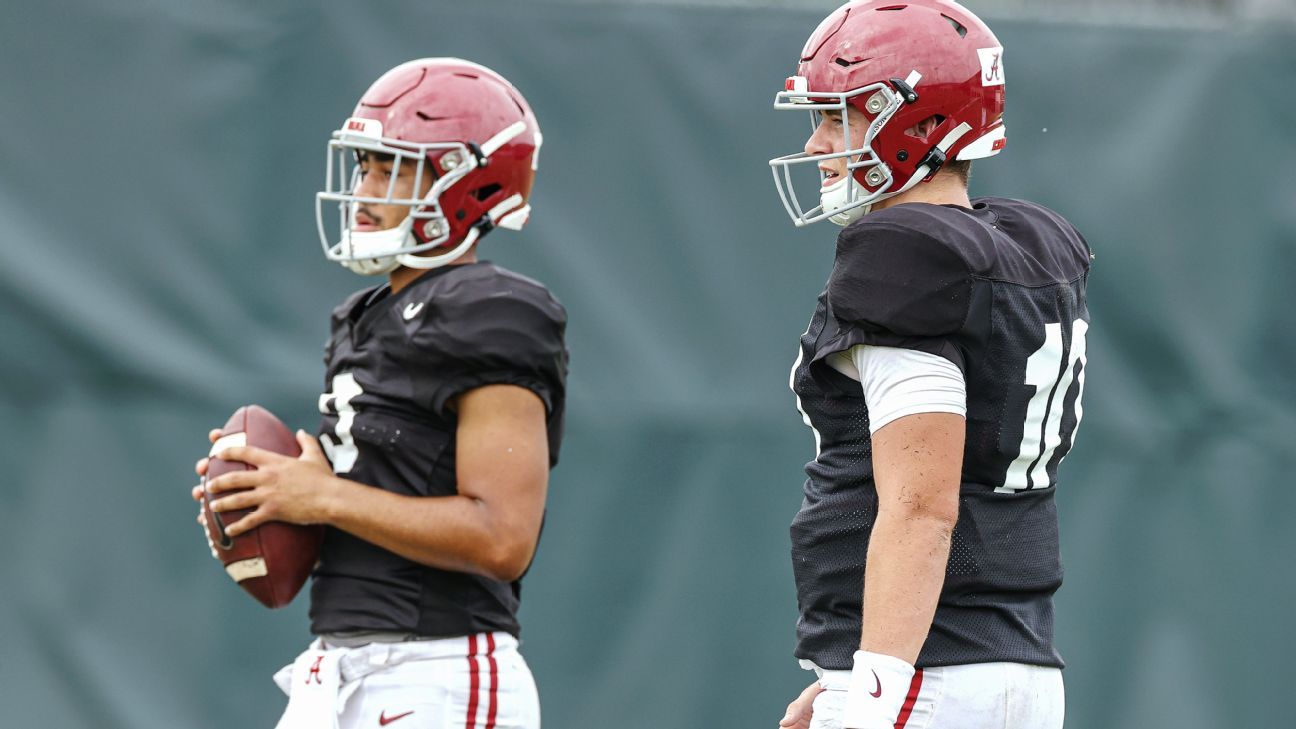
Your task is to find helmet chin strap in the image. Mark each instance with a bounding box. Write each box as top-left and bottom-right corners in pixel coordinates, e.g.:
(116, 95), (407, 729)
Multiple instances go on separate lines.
(335, 175), (527, 275)
(821, 121), (973, 227)
(397, 225), (480, 270)
(338, 202), (480, 275)
(397, 193), (525, 269)
(343, 257), (401, 276)
(339, 223), (409, 275)
(822, 175), (872, 227)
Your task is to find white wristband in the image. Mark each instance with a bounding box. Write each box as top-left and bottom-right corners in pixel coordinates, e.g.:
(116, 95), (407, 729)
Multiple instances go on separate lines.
(841, 650), (917, 729)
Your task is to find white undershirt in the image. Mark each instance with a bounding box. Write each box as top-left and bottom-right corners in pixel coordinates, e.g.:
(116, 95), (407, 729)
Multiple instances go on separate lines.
(826, 345), (967, 433)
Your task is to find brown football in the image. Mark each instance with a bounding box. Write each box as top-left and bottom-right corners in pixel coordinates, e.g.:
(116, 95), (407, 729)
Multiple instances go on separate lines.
(201, 405), (323, 609)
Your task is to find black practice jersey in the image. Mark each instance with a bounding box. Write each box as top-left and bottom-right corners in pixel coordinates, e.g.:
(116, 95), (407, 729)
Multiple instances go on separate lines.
(309, 261), (568, 639)
(790, 198), (1091, 670)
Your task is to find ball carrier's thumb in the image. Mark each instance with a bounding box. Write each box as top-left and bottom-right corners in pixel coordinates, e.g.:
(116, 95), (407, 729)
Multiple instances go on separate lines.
(296, 429), (329, 465)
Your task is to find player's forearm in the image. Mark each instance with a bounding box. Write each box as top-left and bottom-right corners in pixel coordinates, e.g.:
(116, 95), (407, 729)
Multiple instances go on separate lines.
(858, 508), (955, 664)
(322, 479), (538, 581)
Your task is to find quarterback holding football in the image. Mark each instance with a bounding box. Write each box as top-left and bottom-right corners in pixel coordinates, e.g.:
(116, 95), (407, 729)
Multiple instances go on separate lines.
(194, 58), (567, 729)
(769, 2), (1091, 728)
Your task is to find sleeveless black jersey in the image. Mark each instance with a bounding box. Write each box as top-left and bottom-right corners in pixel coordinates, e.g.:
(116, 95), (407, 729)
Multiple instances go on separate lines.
(789, 198), (1091, 670)
(309, 261), (568, 639)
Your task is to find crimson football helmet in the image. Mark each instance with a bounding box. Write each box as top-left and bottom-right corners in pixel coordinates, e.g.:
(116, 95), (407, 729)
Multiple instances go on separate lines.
(317, 58), (541, 275)
(769, 0), (1006, 226)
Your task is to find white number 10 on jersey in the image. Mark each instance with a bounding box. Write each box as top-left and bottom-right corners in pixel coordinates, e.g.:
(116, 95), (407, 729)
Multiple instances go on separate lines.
(998, 319), (1089, 493)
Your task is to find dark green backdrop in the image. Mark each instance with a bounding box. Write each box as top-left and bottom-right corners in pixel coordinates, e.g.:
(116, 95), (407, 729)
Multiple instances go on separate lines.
(2, 1), (1293, 727)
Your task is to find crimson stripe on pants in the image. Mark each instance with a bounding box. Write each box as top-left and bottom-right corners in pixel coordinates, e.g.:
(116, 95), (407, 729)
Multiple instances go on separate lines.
(893, 669), (924, 729)
(465, 634), (481, 729)
(485, 633), (499, 729)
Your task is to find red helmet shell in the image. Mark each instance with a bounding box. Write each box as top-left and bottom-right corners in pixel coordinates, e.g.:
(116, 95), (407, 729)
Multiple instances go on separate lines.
(350, 58), (540, 248)
(797, 0), (1005, 192)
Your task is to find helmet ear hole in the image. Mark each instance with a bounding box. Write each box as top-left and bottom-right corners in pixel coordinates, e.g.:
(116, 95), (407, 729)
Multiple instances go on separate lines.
(904, 114), (946, 142)
(472, 183), (502, 202)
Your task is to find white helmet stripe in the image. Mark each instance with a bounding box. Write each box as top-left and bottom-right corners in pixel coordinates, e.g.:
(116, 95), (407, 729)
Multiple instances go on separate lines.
(480, 121), (527, 157)
(495, 205), (531, 231)
(956, 126), (1006, 160)
(487, 193), (525, 223)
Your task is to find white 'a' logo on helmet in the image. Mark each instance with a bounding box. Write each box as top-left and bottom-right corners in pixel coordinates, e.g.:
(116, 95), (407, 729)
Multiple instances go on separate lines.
(977, 47), (1005, 87)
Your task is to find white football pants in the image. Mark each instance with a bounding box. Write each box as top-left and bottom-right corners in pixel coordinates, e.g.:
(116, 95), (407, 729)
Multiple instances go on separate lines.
(806, 661), (1064, 729)
(273, 633), (540, 729)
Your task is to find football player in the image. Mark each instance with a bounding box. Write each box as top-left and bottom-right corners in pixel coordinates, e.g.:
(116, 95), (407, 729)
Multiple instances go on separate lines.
(191, 58), (565, 729)
(767, 2), (1091, 728)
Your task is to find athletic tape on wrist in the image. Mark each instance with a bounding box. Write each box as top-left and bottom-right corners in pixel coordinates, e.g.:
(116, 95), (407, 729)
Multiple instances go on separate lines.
(841, 650), (916, 729)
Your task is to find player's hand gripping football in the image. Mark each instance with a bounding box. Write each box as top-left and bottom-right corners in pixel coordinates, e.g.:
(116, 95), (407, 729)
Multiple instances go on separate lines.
(191, 428), (340, 538)
(778, 680), (824, 729)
